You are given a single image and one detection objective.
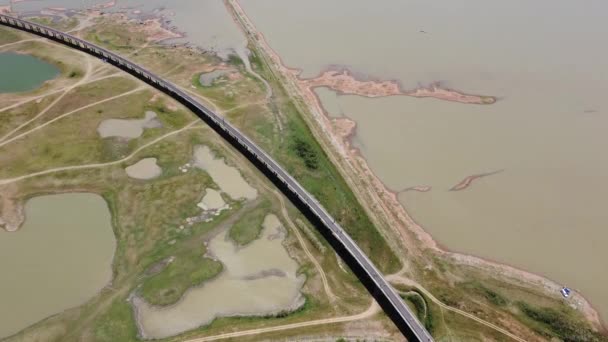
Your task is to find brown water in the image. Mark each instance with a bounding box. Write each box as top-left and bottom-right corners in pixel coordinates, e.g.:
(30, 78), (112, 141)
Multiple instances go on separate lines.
(197, 188), (227, 212)
(11, 0), (608, 323)
(125, 157), (162, 180)
(192, 145), (258, 201)
(0, 193), (115, 338)
(133, 214), (304, 339)
(97, 111), (161, 139)
(239, 0), (608, 320)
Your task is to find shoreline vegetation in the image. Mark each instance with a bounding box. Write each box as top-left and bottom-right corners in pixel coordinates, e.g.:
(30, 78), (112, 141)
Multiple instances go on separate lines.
(225, 0), (606, 339)
(0, 1), (605, 340)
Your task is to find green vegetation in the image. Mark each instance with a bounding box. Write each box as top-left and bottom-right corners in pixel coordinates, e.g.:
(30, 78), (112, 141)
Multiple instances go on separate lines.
(0, 17), (382, 342)
(28, 16), (79, 31)
(140, 250), (223, 306)
(238, 45), (401, 273)
(290, 134), (319, 170)
(10, 14), (605, 342)
(279, 102), (400, 273)
(68, 70), (82, 78)
(400, 292), (427, 321)
(0, 27), (21, 45)
(460, 281), (508, 307)
(229, 198), (272, 245)
(86, 24), (147, 54)
(94, 297), (138, 341)
(517, 302), (605, 341)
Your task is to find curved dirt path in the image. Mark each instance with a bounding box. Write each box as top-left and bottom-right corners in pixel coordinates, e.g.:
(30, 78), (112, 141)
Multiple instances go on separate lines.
(387, 275), (526, 342)
(184, 300), (379, 342)
(0, 38), (41, 49)
(0, 72), (123, 114)
(0, 86), (145, 149)
(0, 55), (94, 142)
(0, 120), (200, 186)
(264, 184), (336, 302)
(218, 140), (336, 302)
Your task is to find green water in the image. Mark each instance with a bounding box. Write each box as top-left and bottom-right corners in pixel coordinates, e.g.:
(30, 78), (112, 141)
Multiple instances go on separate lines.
(0, 52), (59, 93)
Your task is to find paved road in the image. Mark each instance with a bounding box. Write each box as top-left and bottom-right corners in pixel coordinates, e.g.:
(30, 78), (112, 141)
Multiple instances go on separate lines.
(0, 14), (434, 342)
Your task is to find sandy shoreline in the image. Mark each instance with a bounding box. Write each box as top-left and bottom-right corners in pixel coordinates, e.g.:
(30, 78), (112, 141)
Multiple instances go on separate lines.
(225, 0), (604, 329)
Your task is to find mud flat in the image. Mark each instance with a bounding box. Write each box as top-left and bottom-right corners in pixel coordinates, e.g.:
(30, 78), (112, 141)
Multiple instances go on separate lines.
(0, 193), (115, 338)
(198, 69), (232, 86)
(192, 145), (257, 201)
(0, 52), (59, 93)
(125, 158), (162, 180)
(97, 110), (161, 139)
(132, 214), (304, 339)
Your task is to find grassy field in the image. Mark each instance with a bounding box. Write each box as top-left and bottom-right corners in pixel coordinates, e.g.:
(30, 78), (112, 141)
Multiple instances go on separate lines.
(0, 19), (380, 342)
(229, 197), (271, 245)
(0, 26), (22, 45)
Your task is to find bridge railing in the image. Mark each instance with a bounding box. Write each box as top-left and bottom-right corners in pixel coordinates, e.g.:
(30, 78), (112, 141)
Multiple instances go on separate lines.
(0, 14), (432, 341)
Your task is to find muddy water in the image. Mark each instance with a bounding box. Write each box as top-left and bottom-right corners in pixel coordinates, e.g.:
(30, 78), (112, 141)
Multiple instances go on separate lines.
(97, 110), (161, 139)
(125, 157), (162, 179)
(0, 53), (59, 93)
(193, 145), (257, 201)
(197, 188), (226, 211)
(0, 193), (115, 338)
(133, 214), (303, 339)
(240, 0), (608, 320)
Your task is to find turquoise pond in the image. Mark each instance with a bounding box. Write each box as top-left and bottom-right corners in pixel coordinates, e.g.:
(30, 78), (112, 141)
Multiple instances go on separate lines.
(0, 52), (59, 93)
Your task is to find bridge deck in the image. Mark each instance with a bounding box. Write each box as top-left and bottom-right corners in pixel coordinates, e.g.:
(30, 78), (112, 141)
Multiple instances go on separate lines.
(0, 14), (433, 342)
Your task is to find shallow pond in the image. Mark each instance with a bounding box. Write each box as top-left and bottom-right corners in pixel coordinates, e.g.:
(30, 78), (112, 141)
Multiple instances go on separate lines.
(193, 145), (257, 201)
(197, 188), (227, 211)
(125, 157), (162, 180)
(0, 193), (116, 338)
(198, 69), (231, 86)
(97, 111), (161, 139)
(133, 214), (304, 339)
(0, 52), (59, 93)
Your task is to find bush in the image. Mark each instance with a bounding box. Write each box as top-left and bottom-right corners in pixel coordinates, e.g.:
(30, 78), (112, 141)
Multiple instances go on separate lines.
(291, 136), (318, 170)
(517, 302), (604, 342)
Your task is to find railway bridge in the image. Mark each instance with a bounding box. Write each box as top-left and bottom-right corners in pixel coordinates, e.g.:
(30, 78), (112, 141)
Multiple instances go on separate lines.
(0, 14), (434, 341)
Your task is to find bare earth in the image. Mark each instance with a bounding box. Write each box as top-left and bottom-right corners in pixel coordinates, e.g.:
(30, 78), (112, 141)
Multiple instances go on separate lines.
(0, 184), (24, 232)
(226, 0), (603, 329)
(302, 69), (497, 104)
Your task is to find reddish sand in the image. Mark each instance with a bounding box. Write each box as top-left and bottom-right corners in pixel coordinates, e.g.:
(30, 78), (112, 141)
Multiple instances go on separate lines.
(402, 186), (432, 193)
(449, 170), (504, 191)
(302, 69), (496, 105)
